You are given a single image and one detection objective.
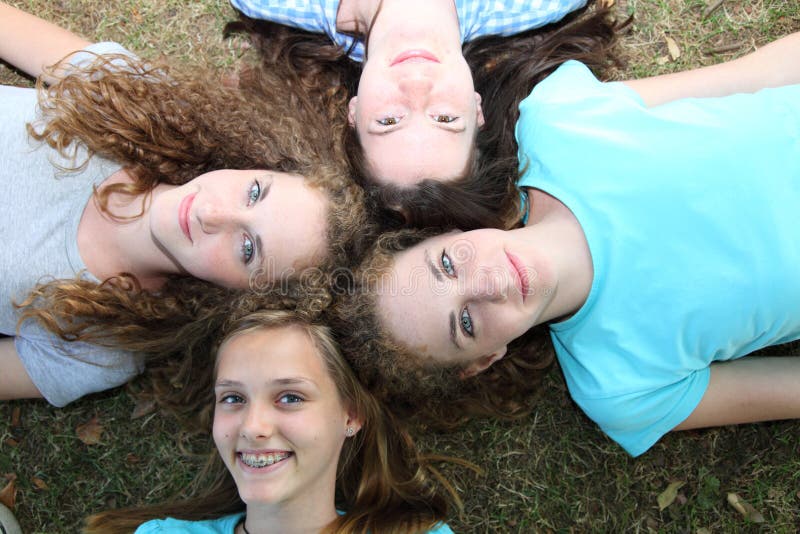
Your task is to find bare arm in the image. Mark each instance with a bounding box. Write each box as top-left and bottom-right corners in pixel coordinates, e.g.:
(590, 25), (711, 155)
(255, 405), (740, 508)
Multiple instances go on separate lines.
(0, 337), (43, 401)
(673, 356), (800, 430)
(624, 32), (800, 107)
(0, 2), (90, 82)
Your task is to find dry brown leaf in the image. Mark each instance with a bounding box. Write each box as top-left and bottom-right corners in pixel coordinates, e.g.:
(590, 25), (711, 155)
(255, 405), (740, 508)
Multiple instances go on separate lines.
(125, 453), (141, 465)
(657, 481), (685, 511)
(656, 56), (670, 66)
(597, 0), (616, 7)
(31, 477), (49, 491)
(131, 398), (156, 420)
(10, 407), (20, 428)
(0, 475), (17, 509)
(665, 36), (681, 61)
(3, 438), (18, 448)
(727, 493), (765, 523)
(76, 416), (104, 445)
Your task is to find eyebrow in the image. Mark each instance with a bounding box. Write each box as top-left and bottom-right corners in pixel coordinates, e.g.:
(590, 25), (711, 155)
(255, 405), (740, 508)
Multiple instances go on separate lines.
(424, 249), (461, 350)
(214, 377), (318, 389)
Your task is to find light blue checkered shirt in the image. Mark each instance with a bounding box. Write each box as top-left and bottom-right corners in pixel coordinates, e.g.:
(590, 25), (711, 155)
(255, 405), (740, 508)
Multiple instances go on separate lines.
(230, 0), (587, 62)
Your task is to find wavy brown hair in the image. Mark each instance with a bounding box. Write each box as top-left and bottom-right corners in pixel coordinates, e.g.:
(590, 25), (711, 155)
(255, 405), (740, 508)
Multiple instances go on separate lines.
(325, 230), (554, 428)
(84, 310), (463, 534)
(17, 42), (373, 356)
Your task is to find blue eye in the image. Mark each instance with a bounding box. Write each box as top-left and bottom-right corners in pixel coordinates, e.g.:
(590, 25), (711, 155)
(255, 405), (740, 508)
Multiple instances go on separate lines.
(220, 393), (245, 405)
(377, 117), (399, 126)
(248, 180), (261, 206)
(434, 114), (457, 123)
(460, 307), (474, 337)
(242, 234), (254, 264)
(278, 393), (304, 405)
(441, 251), (455, 276)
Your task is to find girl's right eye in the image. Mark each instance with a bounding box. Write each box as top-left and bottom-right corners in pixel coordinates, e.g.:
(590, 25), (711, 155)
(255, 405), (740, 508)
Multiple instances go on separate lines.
(377, 117), (399, 126)
(219, 393), (245, 405)
(440, 250), (455, 276)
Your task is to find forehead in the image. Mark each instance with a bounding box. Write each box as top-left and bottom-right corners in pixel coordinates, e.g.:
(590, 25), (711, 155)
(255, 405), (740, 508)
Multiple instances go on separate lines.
(217, 325), (329, 384)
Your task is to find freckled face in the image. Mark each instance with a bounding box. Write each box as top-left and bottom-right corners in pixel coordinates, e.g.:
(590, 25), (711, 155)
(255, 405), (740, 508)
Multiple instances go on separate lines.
(212, 325), (354, 506)
(149, 170), (329, 289)
(376, 229), (552, 373)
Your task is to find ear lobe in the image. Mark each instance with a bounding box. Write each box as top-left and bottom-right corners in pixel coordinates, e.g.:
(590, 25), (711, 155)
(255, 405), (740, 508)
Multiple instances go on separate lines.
(345, 409), (363, 435)
(474, 92), (485, 128)
(459, 347), (507, 379)
(348, 96), (358, 127)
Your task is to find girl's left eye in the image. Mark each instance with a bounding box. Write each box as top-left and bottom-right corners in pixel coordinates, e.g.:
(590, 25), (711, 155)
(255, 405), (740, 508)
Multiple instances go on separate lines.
(441, 250), (455, 276)
(241, 234), (255, 264)
(278, 393), (304, 405)
(247, 180), (261, 206)
(460, 307), (474, 337)
(220, 393), (245, 405)
(434, 114), (457, 123)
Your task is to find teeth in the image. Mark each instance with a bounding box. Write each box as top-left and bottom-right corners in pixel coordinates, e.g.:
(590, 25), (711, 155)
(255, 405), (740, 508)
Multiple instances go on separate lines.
(240, 452), (289, 468)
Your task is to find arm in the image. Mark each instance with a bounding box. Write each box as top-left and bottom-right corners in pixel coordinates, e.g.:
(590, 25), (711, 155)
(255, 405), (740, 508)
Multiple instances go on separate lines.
(624, 32), (800, 107)
(0, 2), (90, 82)
(0, 337), (43, 401)
(673, 356), (800, 430)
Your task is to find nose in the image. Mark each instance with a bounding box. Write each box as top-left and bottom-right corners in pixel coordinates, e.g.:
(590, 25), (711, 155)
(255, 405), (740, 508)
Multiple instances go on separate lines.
(398, 74), (433, 102)
(196, 200), (239, 234)
(240, 405), (274, 441)
(471, 267), (509, 303)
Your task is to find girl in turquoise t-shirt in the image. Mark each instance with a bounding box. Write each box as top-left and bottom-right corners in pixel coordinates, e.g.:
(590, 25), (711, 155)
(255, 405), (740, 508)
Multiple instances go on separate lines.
(325, 31), (800, 456)
(85, 310), (457, 533)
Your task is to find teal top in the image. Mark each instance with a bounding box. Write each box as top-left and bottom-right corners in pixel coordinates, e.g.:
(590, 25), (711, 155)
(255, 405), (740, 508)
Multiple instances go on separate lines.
(515, 60), (800, 456)
(135, 512), (454, 533)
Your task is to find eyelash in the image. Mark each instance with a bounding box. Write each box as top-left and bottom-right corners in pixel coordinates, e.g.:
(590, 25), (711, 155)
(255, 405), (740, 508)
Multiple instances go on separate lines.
(440, 250), (474, 337)
(278, 393), (305, 406)
(377, 117), (399, 126)
(219, 393), (245, 405)
(434, 114), (457, 123)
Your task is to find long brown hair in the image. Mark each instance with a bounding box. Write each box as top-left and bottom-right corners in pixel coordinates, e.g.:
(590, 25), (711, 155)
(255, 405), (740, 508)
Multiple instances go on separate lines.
(326, 230), (554, 428)
(84, 310), (462, 534)
(17, 42), (372, 352)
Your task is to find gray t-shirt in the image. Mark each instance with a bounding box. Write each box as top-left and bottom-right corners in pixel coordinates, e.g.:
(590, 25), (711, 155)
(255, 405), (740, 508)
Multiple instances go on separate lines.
(1, 42), (145, 406)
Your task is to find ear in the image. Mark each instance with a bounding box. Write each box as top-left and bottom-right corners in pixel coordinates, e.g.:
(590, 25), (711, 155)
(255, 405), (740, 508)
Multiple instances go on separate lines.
(348, 96), (358, 127)
(459, 347), (506, 379)
(344, 408), (363, 436)
(474, 92), (485, 128)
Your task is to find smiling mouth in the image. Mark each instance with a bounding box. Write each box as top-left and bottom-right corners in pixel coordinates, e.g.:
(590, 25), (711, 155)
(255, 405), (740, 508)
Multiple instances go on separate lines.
(239, 451), (292, 468)
(506, 251), (530, 302)
(390, 49), (440, 66)
(178, 193), (196, 243)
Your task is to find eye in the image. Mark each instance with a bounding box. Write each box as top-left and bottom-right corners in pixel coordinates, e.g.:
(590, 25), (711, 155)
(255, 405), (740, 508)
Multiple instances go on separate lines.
(434, 114), (457, 123)
(219, 393), (245, 405)
(460, 307), (474, 337)
(278, 393), (304, 405)
(241, 234), (255, 264)
(440, 250), (455, 276)
(377, 117), (399, 126)
(247, 180), (261, 206)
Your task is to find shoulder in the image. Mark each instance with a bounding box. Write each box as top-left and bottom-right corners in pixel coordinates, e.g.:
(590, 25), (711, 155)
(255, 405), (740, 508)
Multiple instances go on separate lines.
(458, 0), (588, 39)
(66, 41), (138, 69)
(428, 521), (455, 533)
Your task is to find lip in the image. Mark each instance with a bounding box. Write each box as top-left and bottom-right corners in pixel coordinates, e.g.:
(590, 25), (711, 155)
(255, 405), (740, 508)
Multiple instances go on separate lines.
(179, 193), (196, 243)
(390, 49), (440, 66)
(236, 450), (293, 474)
(506, 251), (530, 302)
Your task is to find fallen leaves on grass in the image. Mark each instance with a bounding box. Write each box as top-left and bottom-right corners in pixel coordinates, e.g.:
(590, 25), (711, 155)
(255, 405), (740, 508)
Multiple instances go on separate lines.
(31, 477), (48, 491)
(131, 398), (156, 420)
(0, 474), (17, 509)
(665, 36), (681, 61)
(76, 416), (104, 445)
(727, 493), (765, 523)
(657, 481), (685, 511)
(10, 407), (20, 428)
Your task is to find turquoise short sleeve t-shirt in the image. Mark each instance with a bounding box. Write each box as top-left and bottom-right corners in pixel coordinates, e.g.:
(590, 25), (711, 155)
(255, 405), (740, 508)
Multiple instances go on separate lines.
(515, 61), (800, 456)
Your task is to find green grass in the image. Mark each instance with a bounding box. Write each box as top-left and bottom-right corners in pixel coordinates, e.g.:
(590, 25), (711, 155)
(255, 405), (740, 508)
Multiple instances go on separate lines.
(2, 0), (800, 532)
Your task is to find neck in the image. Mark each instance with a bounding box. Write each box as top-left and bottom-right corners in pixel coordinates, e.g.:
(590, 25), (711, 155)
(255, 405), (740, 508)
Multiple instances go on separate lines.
(77, 171), (180, 290)
(241, 491), (338, 534)
(344, 0), (461, 56)
(522, 188), (593, 323)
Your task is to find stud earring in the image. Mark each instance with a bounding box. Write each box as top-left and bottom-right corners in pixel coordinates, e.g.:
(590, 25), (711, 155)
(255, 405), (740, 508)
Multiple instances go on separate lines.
(345, 427), (355, 437)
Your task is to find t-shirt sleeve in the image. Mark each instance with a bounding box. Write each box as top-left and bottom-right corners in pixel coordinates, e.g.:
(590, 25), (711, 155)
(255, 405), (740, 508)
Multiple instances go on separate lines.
(229, 0), (364, 61)
(567, 367), (711, 457)
(64, 41), (138, 70)
(428, 522), (455, 534)
(15, 320), (145, 407)
(459, 0), (587, 41)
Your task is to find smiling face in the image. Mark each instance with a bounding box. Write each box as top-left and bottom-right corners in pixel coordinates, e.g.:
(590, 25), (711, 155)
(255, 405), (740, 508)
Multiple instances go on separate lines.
(212, 324), (356, 507)
(149, 169), (328, 289)
(349, 50), (485, 186)
(376, 229), (556, 376)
